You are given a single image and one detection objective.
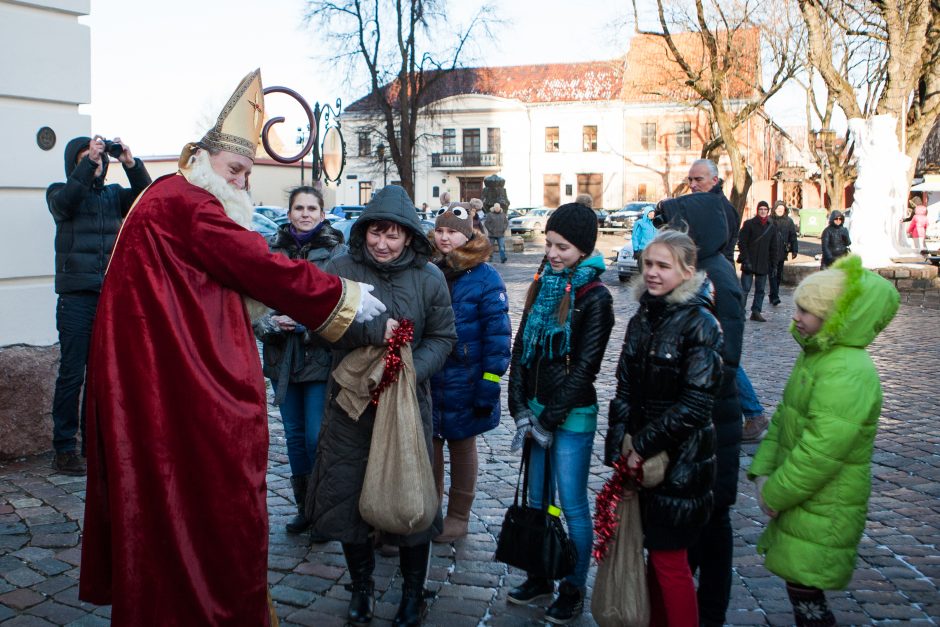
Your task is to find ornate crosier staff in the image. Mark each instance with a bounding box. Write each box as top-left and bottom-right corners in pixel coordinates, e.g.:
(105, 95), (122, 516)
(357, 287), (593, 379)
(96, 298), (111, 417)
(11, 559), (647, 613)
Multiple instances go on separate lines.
(260, 86), (347, 184)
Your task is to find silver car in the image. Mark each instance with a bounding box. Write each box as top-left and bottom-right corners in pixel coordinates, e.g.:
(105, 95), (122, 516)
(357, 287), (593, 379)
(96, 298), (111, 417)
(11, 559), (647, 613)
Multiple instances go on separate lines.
(615, 241), (639, 282)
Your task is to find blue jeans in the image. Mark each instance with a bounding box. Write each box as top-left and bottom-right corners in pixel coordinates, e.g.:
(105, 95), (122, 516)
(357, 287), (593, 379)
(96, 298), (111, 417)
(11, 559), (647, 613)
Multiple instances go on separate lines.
(736, 367), (764, 419)
(52, 292), (99, 454)
(740, 272), (767, 313)
(527, 429), (594, 588)
(271, 380), (326, 477)
(489, 236), (507, 262)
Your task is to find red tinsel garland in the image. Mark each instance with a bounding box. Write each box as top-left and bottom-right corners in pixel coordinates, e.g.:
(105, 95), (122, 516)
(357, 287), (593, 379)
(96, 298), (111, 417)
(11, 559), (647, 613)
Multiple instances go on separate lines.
(592, 456), (644, 562)
(370, 319), (415, 405)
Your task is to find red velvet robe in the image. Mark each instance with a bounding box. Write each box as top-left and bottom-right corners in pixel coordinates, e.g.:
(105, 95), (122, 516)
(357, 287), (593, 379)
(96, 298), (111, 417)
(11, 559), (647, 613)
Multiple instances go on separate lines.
(79, 174), (356, 625)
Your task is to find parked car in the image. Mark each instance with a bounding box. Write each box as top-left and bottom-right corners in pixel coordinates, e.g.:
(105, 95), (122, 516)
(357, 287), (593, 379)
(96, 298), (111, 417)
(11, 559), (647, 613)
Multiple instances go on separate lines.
(330, 204), (366, 220)
(254, 205), (288, 226)
(331, 217), (435, 243)
(614, 241), (639, 282)
(593, 208), (609, 226)
(509, 207), (555, 234)
(606, 202), (655, 229)
(250, 213), (279, 238)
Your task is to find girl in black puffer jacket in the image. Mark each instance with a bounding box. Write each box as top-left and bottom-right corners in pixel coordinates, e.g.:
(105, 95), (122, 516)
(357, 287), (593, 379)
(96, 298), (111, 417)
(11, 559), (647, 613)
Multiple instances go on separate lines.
(606, 229), (723, 627)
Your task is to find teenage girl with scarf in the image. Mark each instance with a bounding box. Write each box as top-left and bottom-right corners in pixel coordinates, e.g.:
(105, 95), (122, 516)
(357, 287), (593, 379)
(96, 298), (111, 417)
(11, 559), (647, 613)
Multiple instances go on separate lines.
(506, 202), (615, 624)
(605, 229), (723, 627)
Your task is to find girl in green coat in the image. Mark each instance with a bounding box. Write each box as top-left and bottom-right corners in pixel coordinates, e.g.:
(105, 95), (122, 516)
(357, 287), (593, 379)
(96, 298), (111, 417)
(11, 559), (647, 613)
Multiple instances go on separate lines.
(748, 255), (899, 627)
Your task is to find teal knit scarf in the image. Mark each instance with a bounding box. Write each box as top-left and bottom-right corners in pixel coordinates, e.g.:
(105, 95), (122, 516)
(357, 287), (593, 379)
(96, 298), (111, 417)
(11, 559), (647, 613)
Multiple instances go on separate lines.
(520, 254), (606, 365)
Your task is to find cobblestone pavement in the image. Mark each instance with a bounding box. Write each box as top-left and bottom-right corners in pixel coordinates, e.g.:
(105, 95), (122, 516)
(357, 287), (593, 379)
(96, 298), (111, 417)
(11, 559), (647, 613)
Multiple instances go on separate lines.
(2, 249), (939, 625)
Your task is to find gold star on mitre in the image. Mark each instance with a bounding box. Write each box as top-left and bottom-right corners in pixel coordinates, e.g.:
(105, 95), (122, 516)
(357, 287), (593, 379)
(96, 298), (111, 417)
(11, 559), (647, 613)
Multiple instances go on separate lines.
(199, 69), (265, 160)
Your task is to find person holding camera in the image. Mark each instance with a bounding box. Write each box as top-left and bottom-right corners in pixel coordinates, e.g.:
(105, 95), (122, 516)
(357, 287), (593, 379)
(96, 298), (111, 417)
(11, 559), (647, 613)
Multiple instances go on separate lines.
(46, 135), (151, 475)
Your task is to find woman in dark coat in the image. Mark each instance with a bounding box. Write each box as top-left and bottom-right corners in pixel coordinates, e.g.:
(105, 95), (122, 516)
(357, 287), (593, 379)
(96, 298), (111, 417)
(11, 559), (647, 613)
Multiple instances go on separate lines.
(307, 185), (456, 627)
(768, 200), (798, 306)
(820, 210), (851, 268)
(429, 206), (511, 543)
(606, 229), (722, 627)
(253, 187), (345, 535)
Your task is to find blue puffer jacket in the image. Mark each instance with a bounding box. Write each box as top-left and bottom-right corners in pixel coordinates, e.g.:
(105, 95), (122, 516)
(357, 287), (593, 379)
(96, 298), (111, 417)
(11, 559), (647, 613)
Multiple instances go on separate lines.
(430, 234), (512, 440)
(631, 214), (658, 253)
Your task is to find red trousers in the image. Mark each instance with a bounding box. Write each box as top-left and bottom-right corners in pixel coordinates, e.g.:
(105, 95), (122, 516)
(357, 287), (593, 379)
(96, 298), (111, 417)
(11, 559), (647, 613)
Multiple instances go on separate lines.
(648, 548), (698, 627)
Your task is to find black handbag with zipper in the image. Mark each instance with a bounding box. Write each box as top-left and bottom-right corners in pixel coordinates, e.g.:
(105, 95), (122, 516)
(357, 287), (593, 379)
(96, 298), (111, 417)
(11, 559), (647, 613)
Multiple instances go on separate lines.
(495, 439), (577, 579)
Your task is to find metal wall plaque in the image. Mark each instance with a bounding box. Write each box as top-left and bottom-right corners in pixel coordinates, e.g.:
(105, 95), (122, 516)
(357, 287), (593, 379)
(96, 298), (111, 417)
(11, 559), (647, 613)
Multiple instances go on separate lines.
(37, 127), (56, 151)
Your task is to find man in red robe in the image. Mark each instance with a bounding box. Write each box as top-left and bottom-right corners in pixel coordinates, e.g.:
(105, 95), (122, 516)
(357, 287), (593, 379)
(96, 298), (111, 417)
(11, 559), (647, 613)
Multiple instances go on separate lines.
(78, 69), (384, 625)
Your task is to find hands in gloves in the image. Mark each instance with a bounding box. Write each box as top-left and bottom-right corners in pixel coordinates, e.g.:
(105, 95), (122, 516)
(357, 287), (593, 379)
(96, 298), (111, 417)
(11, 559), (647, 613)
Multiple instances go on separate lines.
(354, 282), (387, 323)
(791, 251), (798, 260)
(604, 422), (628, 467)
(509, 409), (534, 453)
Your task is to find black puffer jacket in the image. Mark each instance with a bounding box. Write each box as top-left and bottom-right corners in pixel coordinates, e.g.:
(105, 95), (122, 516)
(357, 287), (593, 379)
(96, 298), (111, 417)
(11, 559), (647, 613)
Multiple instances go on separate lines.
(821, 210), (851, 268)
(771, 203), (799, 261)
(508, 272), (615, 431)
(253, 222), (346, 384)
(710, 182), (740, 265)
(655, 193), (744, 507)
(607, 273), (722, 544)
(47, 136), (151, 294)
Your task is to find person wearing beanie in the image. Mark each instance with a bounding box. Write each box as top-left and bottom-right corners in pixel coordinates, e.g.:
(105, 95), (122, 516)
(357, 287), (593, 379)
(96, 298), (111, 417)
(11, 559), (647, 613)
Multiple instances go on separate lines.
(506, 201), (614, 623)
(737, 201), (778, 321)
(428, 206), (511, 545)
(768, 200), (799, 306)
(748, 255), (899, 627)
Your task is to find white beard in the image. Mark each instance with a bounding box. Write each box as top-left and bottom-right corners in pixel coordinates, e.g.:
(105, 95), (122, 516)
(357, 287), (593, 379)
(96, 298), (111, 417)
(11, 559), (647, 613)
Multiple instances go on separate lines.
(181, 150), (268, 321)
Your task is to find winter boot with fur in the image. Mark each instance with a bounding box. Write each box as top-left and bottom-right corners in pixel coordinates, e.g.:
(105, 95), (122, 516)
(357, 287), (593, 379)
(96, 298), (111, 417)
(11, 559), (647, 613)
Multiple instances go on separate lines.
(433, 488), (474, 543)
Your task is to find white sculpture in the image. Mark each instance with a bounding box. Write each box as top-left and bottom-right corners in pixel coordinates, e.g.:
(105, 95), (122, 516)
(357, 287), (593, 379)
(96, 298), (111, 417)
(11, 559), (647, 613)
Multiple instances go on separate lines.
(846, 115), (911, 267)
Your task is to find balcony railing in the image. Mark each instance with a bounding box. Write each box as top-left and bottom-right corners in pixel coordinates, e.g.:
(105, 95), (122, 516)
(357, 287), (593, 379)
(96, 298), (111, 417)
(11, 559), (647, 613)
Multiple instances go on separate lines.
(431, 151), (501, 168)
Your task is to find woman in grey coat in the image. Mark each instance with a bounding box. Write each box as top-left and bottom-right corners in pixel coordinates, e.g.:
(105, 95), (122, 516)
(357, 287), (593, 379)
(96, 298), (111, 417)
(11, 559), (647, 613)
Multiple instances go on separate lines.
(307, 185), (456, 627)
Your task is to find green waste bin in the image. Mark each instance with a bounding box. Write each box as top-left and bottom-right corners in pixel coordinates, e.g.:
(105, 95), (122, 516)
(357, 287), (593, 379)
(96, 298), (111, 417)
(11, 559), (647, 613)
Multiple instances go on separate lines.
(799, 208), (828, 237)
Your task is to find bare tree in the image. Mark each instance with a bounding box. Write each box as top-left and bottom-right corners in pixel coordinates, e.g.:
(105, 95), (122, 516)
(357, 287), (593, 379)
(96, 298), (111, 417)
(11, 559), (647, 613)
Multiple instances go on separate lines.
(629, 0), (801, 215)
(799, 0), (940, 182)
(304, 0), (494, 200)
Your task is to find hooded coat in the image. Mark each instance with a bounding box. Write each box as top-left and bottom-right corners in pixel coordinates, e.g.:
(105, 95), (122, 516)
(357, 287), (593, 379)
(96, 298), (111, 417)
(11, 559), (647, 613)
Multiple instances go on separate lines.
(749, 256), (899, 590)
(47, 136), (152, 294)
(608, 272), (722, 550)
(771, 203), (799, 262)
(631, 213), (658, 254)
(821, 210), (851, 268)
(307, 185), (457, 545)
(655, 193), (744, 506)
(430, 233), (512, 440)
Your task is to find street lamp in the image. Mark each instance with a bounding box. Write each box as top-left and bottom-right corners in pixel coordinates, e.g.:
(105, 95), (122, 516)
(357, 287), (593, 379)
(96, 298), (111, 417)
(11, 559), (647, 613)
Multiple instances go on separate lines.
(376, 143), (389, 187)
(261, 87), (347, 185)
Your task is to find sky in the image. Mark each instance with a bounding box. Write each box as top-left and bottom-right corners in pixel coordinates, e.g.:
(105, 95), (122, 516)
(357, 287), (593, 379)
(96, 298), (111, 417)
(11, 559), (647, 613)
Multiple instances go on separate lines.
(81, 0), (805, 157)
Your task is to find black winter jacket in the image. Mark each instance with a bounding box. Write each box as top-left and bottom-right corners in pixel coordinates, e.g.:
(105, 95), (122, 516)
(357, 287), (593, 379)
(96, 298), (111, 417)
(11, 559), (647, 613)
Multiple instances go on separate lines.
(771, 206), (799, 262)
(47, 137), (151, 294)
(821, 210), (851, 268)
(738, 216), (778, 275)
(254, 222), (346, 385)
(607, 273), (721, 547)
(654, 193), (744, 507)
(710, 182), (740, 265)
(508, 279), (615, 431)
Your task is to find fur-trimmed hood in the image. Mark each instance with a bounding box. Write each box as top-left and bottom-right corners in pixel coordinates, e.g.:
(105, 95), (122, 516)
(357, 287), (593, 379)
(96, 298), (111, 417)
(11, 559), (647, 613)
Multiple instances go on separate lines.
(630, 270), (713, 307)
(793, 255), (899, 352)
(429, 229), (492, 273)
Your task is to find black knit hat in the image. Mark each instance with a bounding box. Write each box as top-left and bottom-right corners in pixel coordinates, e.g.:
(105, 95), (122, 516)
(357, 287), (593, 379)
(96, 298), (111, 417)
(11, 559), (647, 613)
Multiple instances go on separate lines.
(757, 200), (770, 209)
(545, 202), (598, 254)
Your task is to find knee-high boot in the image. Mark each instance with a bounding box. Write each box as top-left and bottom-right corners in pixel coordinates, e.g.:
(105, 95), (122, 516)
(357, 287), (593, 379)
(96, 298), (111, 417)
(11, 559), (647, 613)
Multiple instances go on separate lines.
(433, 437), (477, 543)
(286, 475), (310, 534)
(342, 542), (376, 625)
(394, 542), (431, 626)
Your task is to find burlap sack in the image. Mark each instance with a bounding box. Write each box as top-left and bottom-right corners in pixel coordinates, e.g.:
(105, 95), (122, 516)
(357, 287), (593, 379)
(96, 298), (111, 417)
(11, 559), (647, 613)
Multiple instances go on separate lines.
(358, 344), (438, 535)
(592, 434), (668, 627)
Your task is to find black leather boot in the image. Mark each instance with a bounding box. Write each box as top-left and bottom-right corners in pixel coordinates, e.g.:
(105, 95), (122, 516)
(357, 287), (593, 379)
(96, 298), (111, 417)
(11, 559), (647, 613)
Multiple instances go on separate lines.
(393, 542), (431, 626)
(342, 542), (376, 625)
(286, 475), (311, 534)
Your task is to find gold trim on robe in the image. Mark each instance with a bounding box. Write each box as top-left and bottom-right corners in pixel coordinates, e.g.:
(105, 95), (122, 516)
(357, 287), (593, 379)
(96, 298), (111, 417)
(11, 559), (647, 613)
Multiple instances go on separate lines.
(316, 278), (359, 342)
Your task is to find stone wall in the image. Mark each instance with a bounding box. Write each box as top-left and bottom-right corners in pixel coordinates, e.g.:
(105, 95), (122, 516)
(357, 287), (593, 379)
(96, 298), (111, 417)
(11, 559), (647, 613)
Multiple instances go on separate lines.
(0, 345), (58, 459)
(782, 262), (940, 309)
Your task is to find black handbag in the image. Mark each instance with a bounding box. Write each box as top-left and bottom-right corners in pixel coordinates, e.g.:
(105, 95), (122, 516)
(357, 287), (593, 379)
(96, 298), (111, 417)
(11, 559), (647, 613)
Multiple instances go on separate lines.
(495, 439), (577, 579)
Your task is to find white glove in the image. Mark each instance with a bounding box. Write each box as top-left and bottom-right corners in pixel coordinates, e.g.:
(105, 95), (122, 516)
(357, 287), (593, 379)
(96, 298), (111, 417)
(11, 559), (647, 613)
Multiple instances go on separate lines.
(354, 282), (386, 323)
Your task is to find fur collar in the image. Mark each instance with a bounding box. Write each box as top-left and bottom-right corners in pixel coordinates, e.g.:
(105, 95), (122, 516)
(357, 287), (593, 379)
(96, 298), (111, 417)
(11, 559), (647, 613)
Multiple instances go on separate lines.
(430, 229), (493, 273)
(630, 270), (708, 305)
(179, 150), (254, 229)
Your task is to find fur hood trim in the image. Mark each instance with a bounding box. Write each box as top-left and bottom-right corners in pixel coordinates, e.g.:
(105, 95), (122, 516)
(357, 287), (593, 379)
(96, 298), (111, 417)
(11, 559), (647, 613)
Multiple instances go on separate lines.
(630, 270), (709, 305)
(430, 229), (492, 272)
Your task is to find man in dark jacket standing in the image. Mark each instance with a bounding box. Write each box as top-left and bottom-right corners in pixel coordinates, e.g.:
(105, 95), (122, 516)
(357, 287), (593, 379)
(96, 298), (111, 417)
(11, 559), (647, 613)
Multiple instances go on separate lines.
(46, 135), (151, 474)
(737, 200), (778, 321)
(656, 168), (745, 627)
(687, 158), (739, 264)
(768, 200), (798, 305)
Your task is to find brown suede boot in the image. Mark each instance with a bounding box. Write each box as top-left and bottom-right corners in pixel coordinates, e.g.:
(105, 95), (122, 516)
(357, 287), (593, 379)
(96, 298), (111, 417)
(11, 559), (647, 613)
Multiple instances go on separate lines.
(433, 436), (478, 543)
(433, 488), (474, 543)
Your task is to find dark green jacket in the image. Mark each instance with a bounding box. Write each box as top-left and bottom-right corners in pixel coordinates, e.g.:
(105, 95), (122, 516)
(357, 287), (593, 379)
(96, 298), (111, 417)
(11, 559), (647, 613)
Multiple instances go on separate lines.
(749, 255), (899, 589)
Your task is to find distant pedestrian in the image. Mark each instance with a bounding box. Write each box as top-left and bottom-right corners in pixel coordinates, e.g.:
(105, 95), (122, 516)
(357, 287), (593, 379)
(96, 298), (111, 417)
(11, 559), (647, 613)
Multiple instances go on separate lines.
(820, 210), (851, 269)
(606, 229), (723, 627)
(907, 203), (929, 252)
(738, 200), (778, 321)
(484, 202), (509, 263)
(429, 206), (511, 543)
(631, 207), (657, 259)
(749, 255), (899, 627)
(768, 200), (798, 306)
(469, 197), (488, 236)
(507, 202), (615, 624)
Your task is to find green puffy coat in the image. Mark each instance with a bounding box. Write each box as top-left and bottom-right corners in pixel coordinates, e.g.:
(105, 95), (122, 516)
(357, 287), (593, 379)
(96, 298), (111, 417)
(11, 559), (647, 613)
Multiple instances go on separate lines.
(748, 255), (899, 590)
